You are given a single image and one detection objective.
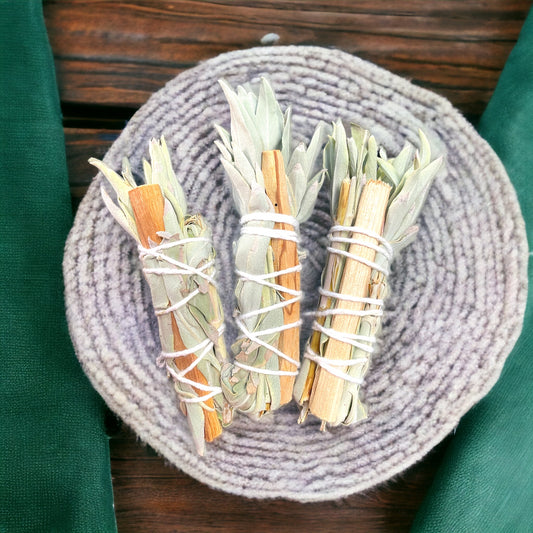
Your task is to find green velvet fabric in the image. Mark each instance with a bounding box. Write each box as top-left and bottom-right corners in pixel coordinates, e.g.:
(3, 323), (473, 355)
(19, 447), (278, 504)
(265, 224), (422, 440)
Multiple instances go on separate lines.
(412, 9), (533, 533)
(0, 1), (117, 531)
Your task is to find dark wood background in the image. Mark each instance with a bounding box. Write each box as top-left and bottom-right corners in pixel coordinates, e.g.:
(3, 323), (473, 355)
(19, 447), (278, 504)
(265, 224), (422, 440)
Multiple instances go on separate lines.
(43, 1), (531, 531)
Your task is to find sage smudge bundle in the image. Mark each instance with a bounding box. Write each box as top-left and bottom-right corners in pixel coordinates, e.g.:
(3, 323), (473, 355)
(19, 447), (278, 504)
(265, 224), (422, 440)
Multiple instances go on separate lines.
(215, 78), (327, 416)
(90, 138), (230, 455)
(294, 122), (444, 428)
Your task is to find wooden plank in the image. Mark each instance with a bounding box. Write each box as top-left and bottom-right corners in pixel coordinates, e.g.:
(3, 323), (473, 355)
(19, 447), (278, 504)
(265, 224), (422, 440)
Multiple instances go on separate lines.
(65, 128), (119, 201)
(45, 0), (532, 116)
(109, 423), (449, 533)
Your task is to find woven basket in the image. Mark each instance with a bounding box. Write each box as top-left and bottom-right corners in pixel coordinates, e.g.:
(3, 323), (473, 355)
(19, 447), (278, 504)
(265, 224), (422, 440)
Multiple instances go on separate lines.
(63, 46), (528, 502)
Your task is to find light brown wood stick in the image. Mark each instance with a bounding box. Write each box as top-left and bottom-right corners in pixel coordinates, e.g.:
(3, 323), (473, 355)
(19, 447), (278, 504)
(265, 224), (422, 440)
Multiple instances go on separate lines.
(129, 184), (222, 442)
(298, 178), (352, 405)
(309, 180), (391, 423)
(262, 150), (300, 406)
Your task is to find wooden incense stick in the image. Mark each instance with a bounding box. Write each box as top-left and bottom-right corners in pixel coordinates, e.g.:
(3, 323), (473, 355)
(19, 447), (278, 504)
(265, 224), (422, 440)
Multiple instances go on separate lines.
(309, 180), (391, 423)
(262, 150), (300, 406)
(128, 184), (222, 442)
(298, 178), (352, 406)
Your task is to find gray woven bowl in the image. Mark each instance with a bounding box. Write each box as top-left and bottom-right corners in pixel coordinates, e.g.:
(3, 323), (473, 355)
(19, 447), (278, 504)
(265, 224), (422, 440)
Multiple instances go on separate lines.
(64, 46), (528, 502)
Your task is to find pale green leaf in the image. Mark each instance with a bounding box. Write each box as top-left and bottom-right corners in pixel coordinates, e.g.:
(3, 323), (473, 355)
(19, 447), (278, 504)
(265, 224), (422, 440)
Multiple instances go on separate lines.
(89, 157), (132, 211)
(392, 142), (415, 176)
(219, 79), (262, 166)
(231, 141), (257, 187)
(121, 157), (137, 188)
(288, 159), (307, 208)
(281, 107), (292, 165)
(214, 124), (232, 153)
(286, 142), (306, 178)
(220, 158), (251, 216)
(298, 170), (324, 222)
(347, 137), (358, 177)
(377, 157), (400, 188)
(100, 186), (139, 241)
(303, 121), (328, 178)
(237, 84), (258, 119)
(330, 119), (349, 214)
(214, 139), (232, 162)
(364, 135), (377, 181)
(142, 158), (152, 185)
(255, 77), (284, 149)
(418, 129), (432, 167)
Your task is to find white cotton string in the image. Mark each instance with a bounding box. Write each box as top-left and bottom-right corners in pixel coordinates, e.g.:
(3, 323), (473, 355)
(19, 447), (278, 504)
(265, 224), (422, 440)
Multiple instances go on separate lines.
(234, 212), (303, 377)
(234, 268), (301, 295)
(241, 212), (301, 232)
(139, 237), (223, 404)
(241, 226), (299, 242)
(234, 314), (301, 371)
(330, 225), (393, 260)
(240, 212), (300, 242)
(160, 325), (225, 404)
(157, 336), (213, 366)
(312, 320), (376, 352)
(318, 288), (384, 307)
(240, 295), (301, 319)
(233, 361), (296, 376)
(327, 246), (388, 275)
(313, 308), (383, 318)
(159, 325), (226, 404)
(327, 225), (392, 276)
(139, 238), (216, 285)
(236, 319), (302, 340)
(304, 347), (367, 385)
(303, 225), (393, 384)
(156, 287), (201, 316)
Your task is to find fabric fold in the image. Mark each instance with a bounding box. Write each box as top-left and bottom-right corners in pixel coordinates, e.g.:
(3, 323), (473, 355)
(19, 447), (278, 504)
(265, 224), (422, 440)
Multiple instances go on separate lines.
(411, 8), (533, 533)
(0, 1), (117, 531)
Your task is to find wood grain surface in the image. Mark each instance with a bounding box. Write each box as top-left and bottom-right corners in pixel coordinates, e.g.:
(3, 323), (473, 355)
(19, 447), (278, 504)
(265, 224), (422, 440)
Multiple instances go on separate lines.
(46, 0), (529, 117)
(49, 1), (531, 531)
(108, 421), (449, 533)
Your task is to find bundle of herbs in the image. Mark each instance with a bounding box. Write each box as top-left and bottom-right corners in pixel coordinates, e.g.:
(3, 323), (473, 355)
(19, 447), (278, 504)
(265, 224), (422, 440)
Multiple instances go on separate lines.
(91, 137), (230, 455)
(215, 78), (327, 416)
(294, 121), (444, 428)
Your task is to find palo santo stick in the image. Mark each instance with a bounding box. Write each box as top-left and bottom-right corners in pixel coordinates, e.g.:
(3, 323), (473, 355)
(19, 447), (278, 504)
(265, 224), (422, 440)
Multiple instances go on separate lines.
(298, 178), (352, 406)
(262, 150), (300, 405)
(309, 180), (391, 423)
(128, 184), (222, 442)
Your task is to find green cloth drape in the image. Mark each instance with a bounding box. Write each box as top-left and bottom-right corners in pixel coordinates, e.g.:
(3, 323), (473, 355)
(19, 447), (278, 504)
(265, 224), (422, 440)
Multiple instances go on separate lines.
(411, 8), (533, 533)
(0, 1), (117, 531)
